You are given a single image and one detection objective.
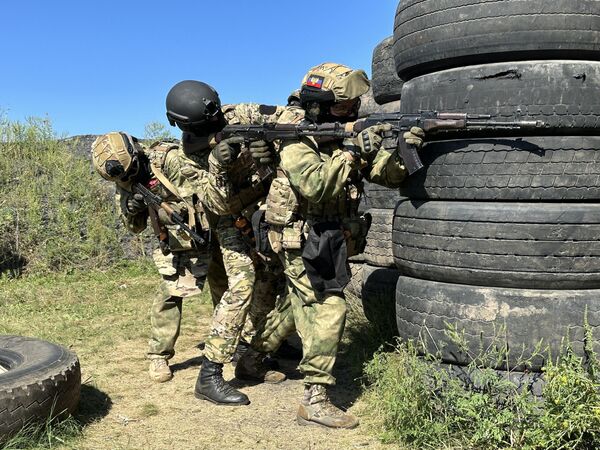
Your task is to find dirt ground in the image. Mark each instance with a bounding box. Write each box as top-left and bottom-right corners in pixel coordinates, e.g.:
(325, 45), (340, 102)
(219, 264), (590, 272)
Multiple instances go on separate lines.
(73, 304), (392, 450)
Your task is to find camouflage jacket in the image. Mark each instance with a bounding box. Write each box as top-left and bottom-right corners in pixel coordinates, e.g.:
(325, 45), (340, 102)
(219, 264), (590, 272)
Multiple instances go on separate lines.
(116, 140), (227, 251)
(274, 106), (407, 221)
(205, 103), (285, 216)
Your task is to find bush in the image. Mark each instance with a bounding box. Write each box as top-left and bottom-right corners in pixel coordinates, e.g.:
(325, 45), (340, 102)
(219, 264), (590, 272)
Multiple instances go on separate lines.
(363, 320), (600, 450)
(0, 116), (125, 276)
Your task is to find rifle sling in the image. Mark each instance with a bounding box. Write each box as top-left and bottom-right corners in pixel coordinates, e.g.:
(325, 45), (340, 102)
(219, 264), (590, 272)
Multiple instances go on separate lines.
(150, 162), (196, 229)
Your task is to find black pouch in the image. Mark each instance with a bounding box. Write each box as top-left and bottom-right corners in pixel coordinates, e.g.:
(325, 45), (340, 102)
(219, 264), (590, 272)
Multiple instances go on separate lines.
(301, 221), (349, 297)
(252, 209), (272, 255)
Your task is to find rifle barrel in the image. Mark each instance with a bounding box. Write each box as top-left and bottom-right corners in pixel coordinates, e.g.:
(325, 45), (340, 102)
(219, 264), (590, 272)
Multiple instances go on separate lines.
(467, 120), (542, 128)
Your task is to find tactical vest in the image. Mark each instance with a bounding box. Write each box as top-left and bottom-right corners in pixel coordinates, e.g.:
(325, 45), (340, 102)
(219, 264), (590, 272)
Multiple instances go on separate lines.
(144, 141), (199, 252)
(225, 150), (270, 215)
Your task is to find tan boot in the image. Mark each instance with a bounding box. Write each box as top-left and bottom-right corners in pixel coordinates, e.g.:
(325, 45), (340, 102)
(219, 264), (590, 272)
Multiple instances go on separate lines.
(234, 348), (286, 384)
(297, 384), (359, 429)
(148, 359), (173, 383)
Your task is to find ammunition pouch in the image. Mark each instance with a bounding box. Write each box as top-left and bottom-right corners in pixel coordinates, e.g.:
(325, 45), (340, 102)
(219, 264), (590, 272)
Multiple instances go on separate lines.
(166, 225), (194, 252)
(342, 213), (372, 257)
(281, 221), (305, 250)
(265, 176), (300, 226)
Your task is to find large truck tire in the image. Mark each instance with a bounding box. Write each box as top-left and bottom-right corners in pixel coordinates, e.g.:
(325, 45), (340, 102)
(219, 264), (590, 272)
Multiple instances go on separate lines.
(363, 182), (403, 210)
(0, 336), (81, 441)
(364, 208), (395, 268)
(393, 0), (600, 79)
(362, 265), (400, 339)
(400, 61), (600, 134)
(371, 36), (403, 105)
(395, 275), (600, 371)
(399, 136), (600, 201)
(393, 200), (600, 289)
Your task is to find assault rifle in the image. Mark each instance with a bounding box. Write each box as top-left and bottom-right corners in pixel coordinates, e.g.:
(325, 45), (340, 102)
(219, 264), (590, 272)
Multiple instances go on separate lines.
(216, 111), (545, 175)
(353, 112), (545, 174)
(132, 183), (207, 254)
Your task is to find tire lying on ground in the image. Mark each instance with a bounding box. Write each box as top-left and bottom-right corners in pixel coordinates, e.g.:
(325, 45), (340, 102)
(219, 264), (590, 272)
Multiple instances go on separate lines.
(393, 200), (600, 289)
(371, 36), (403, 104)
(393, 0), (600, 79)
(0, 336), (81, 440)
(363, 208), (395, 268)
(400, 61), (600, 133)
(395, 275), (600, 371)
(399, 136), (600, 201)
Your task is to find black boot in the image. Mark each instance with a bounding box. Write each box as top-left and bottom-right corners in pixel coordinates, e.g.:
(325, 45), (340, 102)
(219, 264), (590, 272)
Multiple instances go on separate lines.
(231, 341), (250, 367)
(194, 358), (250, 406)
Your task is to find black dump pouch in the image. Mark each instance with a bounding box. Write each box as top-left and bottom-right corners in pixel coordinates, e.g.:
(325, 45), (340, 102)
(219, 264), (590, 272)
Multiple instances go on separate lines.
(251, 209), (272, 255)
(301, 221), (349, 298)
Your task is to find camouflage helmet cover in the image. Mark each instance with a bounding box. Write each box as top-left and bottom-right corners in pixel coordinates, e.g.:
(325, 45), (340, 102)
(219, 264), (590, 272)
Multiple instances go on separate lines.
(301, 62), (370, 102)
(91, 132), (140, 181)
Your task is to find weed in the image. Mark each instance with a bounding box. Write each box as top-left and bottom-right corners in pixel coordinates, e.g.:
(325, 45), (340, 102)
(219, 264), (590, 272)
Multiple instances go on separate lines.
(0, 115), (133, 277)
(363, 323), (600, 450)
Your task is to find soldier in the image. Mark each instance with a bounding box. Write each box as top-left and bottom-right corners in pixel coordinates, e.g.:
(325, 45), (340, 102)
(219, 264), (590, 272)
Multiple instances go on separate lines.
(165, 80), (287, 406)
(239, 63), (408, 428)
(91, 132), (228, 383)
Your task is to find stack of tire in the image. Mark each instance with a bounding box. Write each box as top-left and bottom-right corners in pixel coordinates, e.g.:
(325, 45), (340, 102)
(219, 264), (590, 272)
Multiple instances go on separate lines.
(346, 37), (404, 335)
(390, 0), (600, 375)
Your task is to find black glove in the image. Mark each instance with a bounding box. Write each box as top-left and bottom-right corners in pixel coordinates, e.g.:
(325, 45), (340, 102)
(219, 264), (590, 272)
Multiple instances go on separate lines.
(249, 140), (275, 165)
(126, 193), (147, 214)
(211, 136), (244, 166)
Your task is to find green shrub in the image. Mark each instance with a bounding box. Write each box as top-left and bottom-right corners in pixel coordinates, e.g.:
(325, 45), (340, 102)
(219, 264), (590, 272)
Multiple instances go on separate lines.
(363, 321), (600, 450)
(0, 116), (125, 276)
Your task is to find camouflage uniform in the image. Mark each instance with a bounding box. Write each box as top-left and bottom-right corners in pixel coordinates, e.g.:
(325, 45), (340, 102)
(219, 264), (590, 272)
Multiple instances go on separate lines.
(187, 103), (287, 365)
(251, 104), (407, 385)
(115, 140), (229, 362)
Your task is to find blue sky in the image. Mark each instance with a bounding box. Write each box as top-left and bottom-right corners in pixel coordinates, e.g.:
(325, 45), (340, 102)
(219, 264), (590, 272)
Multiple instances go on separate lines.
(0, 1), (397, 137)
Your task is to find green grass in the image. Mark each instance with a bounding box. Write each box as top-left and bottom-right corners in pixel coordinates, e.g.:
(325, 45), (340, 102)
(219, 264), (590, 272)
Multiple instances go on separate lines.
(1, 416), (81, 450)
(0, 261), (158, 350)
(363, 325), (600, 450)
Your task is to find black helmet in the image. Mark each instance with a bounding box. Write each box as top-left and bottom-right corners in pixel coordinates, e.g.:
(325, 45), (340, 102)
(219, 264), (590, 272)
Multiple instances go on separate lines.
(165, 80), (222, 133)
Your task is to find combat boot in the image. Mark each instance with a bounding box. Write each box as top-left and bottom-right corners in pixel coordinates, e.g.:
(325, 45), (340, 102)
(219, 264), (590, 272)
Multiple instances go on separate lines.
(235, 348), (286, 384)
(231, 341), (250, 367)
(297, 383), (359, 429)
(194, 358), (250, 406)
(148, 359), (173, 383)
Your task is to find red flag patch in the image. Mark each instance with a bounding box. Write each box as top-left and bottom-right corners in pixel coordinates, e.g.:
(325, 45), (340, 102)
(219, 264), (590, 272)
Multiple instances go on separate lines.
(306, 75), (324, 89)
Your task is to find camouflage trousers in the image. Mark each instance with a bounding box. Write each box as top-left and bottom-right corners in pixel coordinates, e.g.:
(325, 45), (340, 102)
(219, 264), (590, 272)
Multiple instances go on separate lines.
(147, 245), (227, 360)
(203, 216), (284, 364)
(251, 248), (347, 386)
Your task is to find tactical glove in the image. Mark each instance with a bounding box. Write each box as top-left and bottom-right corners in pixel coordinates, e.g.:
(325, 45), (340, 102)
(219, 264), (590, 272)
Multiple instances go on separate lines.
(403, 126), (425, 149)
(358, 123), (393, 162)
(249, 140), (275, 165)
(126, 193), (147, 215)
(211, 136), (245, 166)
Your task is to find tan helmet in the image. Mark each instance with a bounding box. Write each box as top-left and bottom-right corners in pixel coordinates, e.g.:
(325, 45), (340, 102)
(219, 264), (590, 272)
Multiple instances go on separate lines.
(300, 62), (370, 103)
(91, 132), (140, 181)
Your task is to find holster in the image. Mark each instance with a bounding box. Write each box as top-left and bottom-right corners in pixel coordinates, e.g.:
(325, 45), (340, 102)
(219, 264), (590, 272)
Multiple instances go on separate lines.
(343, 213), (372, 257)
(301, 221), (349, 298)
